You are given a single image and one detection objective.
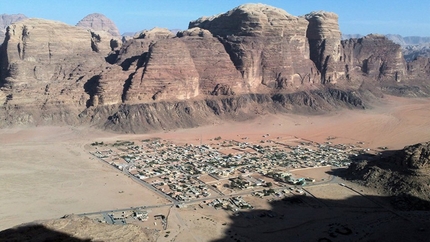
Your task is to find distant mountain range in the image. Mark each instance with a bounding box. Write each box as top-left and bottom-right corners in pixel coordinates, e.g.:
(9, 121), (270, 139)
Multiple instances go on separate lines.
(0, 13), (28, 41)
(343, 34), (430, 61)
(343, 34), (430, 46)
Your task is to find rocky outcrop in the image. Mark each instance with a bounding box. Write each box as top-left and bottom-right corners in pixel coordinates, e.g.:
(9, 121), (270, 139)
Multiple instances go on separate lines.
(382, 142), (430, 169)
(76, 13), (121, 37)
(0, 14), (27, 43)
(407, 57), (430, 79)
(76, 13), (122, 56)
(345, 141), (430, 210)
(123, 38), (200, 102)
(177, 28), (244, 95)
(341, 34), (407, 82)
(114, 28), (175, 69)
(0, 214), (155, 241)
(87, 88), (365, 133)
(305, 11), (344, 84)
(0, 18), (110, 107)
(190, 3), (320, 92)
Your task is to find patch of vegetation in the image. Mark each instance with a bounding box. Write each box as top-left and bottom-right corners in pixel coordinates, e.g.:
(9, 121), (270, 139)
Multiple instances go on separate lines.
(263, 188), (275, 196)
(112, 140), (135, 147)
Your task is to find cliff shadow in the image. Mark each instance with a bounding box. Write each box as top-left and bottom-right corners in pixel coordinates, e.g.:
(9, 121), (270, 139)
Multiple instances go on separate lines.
(83, 75), (101, 108)
(0, 224), (91, 242)
(210, 190), (430, 242)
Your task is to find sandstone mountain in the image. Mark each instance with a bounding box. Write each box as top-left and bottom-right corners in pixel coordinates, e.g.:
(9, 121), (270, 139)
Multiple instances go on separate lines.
(345, 141), (430, 210)
(0, 13), (27, 44)
(76, 13), (121, 37)
(1, 3), (430, 132)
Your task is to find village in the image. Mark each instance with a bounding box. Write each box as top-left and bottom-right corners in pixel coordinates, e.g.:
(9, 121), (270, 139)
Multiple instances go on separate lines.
(86, 134), (373, 227)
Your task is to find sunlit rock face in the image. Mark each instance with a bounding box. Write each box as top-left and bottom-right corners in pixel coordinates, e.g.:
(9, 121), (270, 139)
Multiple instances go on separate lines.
(190, 3), (321, 92)
(0, 4), (429, 130)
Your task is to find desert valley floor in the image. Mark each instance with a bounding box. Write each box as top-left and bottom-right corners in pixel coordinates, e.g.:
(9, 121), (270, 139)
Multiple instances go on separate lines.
(1, 95), (430, 241)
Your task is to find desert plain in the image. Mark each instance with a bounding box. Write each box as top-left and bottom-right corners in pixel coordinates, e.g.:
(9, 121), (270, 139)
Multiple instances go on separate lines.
(1, 95), (430, 241)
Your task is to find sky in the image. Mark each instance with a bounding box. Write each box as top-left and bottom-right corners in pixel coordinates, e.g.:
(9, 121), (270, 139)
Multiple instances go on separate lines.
(1, 0), (430, 36)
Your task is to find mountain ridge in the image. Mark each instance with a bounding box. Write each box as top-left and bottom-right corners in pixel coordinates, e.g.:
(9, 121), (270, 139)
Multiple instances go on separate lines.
(0, 4), (429, 133)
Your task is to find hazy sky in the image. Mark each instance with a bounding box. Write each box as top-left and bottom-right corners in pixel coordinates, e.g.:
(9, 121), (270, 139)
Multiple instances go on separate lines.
(1, 0), (429, 36)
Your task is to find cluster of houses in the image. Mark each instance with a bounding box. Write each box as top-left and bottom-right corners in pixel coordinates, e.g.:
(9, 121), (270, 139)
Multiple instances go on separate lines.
(90, 136), (366, 205)
(149, 175), (211, 202)
(208, 196), (253, 211)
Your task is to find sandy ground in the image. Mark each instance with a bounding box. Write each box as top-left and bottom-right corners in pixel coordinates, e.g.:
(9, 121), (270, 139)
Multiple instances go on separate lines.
(151, 95), (430, 150)
(1, 96), (430, 240)
(290, 166), (333, 182)
(0, 127), (169, 230)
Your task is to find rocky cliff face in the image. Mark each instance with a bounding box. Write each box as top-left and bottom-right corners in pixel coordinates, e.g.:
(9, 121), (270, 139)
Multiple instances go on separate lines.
(305, 11), (344, 84)
(0, 18), (116, 108)
(0, 4), (429, 132)
(345, 141), (430, 210)
(407, 57), (430, 79)
(177, 28), (244, 96)
(190, 3), (319, 92)
(341, 34), (407, 82)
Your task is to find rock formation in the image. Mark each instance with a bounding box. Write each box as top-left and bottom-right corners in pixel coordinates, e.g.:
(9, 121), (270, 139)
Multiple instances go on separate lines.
(76, 13), (121, 37)
(341, 34), (407, 82)
(407, 57), (430, 80)
(305, 11), (344, 84)
(177, 28), (244, 95)
(0, 214), (156, 241)
(0, 16), (118, 119)
(190, 3), (320, 92)
(345, 141), (430, 210)
(0, 14), (27, 43)
(0, 3), (430, 131)
(76, 13), (122, 56)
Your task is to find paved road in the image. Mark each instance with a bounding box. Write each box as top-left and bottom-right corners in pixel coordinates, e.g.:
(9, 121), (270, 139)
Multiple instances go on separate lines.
(79, 203), (174, 216)
(78, 181), (332, 217)
(122, 164), (179, 206)
(90, 153), (179, 205)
